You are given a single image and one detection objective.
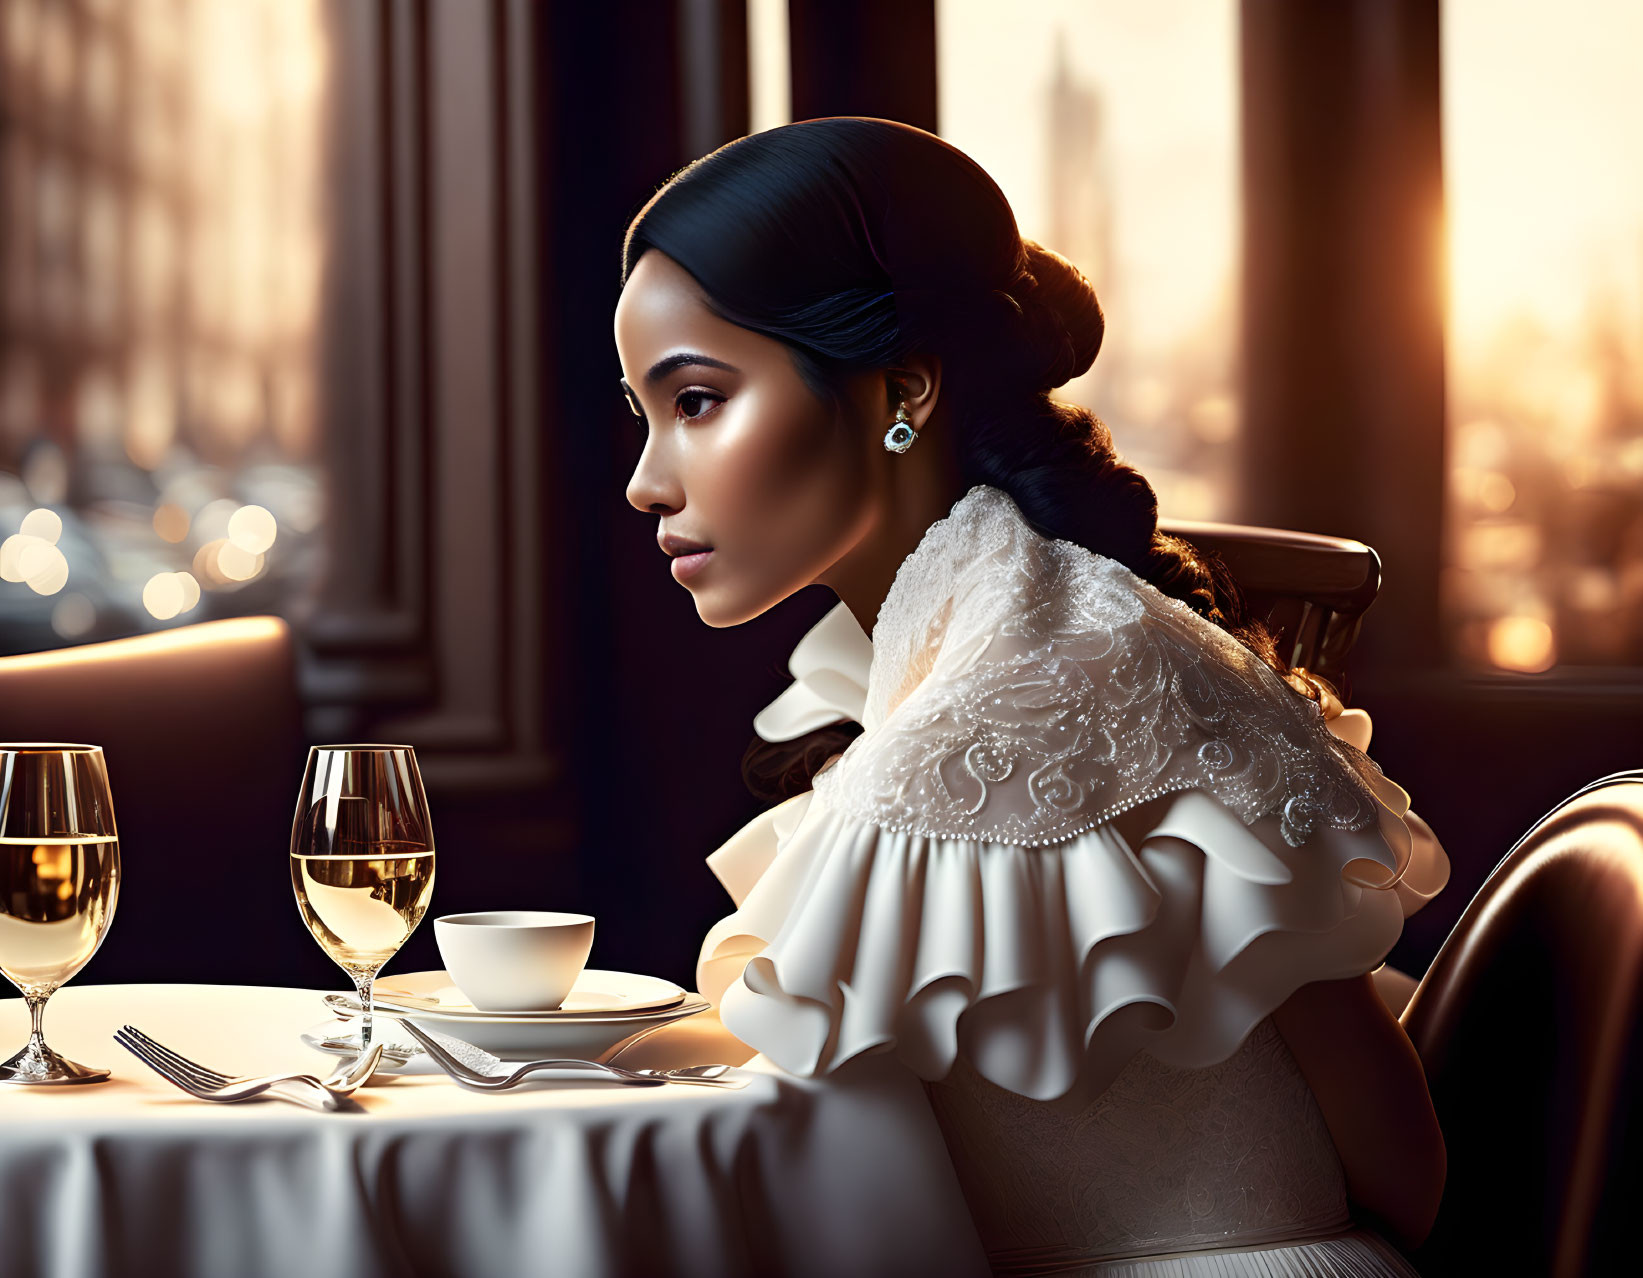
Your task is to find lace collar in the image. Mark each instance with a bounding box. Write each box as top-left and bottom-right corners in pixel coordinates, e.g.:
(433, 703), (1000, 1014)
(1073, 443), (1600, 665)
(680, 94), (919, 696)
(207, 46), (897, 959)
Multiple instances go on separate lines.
(808, 484), (1389, 848)
(863, 483), (1027, 732)
(750, 484), (1005, 743)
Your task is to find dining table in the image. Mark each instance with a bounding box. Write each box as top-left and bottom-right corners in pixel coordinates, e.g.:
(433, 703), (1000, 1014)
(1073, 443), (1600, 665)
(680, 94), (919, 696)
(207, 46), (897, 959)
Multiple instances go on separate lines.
(0, 984), (992, 1278)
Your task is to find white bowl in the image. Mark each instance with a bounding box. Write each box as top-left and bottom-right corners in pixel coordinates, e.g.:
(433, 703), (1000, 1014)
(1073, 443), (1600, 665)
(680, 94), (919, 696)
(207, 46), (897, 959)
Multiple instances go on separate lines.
(434, 911), (595, 1012)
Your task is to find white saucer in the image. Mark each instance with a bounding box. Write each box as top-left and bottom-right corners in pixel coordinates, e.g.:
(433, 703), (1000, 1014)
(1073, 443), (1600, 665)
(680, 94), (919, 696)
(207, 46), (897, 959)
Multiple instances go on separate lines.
(313, 987), (714, 1062)
(372, 969), (685, 1019)
(303, 1003), (713, 1066)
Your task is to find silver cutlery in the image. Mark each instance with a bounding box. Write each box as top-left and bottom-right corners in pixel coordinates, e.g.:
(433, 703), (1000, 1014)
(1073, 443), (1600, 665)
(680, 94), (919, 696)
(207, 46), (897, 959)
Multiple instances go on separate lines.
(309, 1031), (418, 1067)
(398, 1020), (747, 1090)
(115, 1026), (385, 1110)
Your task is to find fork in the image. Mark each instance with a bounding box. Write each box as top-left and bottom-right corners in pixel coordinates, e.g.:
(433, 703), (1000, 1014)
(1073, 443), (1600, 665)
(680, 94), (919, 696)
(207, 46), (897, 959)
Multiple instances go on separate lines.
(116, 1026), (383, 1108)
(398, 1020), (745, 1090)
(115, 1026), (385, 1110)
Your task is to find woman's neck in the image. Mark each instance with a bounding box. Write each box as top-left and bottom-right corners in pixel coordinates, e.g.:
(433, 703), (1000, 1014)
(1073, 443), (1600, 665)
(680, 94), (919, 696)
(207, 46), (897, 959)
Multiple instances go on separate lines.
(822, 432), (967, 641)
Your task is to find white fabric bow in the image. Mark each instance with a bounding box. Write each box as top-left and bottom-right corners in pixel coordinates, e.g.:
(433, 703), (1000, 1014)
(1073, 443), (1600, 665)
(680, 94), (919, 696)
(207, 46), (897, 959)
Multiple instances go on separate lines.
(751, 602), (873, 742)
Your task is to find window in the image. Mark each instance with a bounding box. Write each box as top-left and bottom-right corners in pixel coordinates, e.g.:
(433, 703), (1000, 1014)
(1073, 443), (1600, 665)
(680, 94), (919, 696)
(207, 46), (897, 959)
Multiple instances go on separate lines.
(747, 0), (791, 133)
(0, 0), (328, 654)
(1442, 0), (1643, 672)
(937, 0), (1242, 521)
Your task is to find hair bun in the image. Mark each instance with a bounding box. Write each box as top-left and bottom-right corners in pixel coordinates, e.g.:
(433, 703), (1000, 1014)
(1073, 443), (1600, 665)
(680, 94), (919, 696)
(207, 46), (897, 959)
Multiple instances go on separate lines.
(1004, 241), (1105, 392)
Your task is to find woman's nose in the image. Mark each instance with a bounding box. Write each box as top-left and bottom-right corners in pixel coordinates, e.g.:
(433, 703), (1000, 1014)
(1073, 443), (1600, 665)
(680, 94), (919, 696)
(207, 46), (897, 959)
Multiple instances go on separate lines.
(626, 437), (683, 515)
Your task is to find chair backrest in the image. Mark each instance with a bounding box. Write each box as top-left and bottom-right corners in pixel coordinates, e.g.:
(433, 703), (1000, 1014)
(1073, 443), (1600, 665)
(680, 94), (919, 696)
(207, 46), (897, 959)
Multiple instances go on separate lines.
(0, 617), (325, 985)
(1158, 517), (1381, 690)
(1400, 771), (1643, 1277)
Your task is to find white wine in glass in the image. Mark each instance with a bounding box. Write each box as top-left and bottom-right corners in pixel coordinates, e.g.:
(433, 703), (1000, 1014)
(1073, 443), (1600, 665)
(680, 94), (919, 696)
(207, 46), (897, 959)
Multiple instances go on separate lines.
(0, 744), (121, 1085)
(289, 746), (434, 1049)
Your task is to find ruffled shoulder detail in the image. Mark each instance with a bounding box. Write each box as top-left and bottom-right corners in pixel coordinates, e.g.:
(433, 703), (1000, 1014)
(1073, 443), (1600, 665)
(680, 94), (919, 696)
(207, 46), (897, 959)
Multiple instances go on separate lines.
(698, 712), (1449, 1100)
(816, 485), (1390, 849)
(697, 480), (1451, 1099)
(751, 603), (872, 743)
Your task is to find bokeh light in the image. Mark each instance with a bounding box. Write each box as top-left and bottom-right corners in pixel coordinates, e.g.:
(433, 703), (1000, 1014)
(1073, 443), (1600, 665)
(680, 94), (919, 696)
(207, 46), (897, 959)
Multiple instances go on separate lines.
(25, 545), (69, 596)
(192, 540), (228, 588)
(0, 535), (37, 582)
(227, 503), (277, 554)
(216, 541), (264, 582)
(19, 507), (62, 543)
(50, 593), (96, 639)
(16, 537), (53, 582)
(1486, 615), (1556, 673)
(175, 571), (202, 612)
(153, 503), (191, 543)
(142, 572), (184, 620)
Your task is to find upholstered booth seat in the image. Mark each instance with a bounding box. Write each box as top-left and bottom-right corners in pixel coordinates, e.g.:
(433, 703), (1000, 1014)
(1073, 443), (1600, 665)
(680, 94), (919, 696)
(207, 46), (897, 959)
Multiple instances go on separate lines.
(0, 617), (320, 985)
(1403, 771), (1643, 1277)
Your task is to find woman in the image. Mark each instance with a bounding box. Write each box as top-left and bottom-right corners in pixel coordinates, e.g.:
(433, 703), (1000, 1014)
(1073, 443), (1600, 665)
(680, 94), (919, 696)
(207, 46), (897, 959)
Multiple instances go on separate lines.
(614, 117), (1449, 1276)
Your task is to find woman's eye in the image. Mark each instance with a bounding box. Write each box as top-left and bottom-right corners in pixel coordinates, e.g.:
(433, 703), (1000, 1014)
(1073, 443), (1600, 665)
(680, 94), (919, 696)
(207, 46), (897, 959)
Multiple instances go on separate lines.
(676, 390), (722, 420)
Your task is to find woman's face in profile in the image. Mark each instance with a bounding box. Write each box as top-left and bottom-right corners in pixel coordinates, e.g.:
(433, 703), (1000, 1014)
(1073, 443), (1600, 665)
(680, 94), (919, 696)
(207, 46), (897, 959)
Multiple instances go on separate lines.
(615, 250), (885, 627)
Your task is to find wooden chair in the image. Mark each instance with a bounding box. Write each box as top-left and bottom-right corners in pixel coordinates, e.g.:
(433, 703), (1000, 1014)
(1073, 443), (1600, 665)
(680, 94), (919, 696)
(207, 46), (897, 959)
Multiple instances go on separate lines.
(1159, 520), (1417, 1011)
(0, 617), (329, 986)
(1158, 517), (1382, 692)
(1401, 771), (1643, 1277)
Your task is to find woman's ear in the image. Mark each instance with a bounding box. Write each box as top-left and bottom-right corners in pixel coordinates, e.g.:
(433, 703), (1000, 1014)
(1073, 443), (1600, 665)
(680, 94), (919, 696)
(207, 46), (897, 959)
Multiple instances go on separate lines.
(887, 355), (942, 433)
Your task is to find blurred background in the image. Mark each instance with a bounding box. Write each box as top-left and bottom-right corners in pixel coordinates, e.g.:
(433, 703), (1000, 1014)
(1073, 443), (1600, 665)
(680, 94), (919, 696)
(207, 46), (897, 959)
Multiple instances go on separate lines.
(1, 0), (1638, 990)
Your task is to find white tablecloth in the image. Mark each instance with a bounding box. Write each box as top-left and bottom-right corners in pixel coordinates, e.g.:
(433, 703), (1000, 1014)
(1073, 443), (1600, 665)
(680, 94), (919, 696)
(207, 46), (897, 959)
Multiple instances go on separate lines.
(0, 985), (990, 1278)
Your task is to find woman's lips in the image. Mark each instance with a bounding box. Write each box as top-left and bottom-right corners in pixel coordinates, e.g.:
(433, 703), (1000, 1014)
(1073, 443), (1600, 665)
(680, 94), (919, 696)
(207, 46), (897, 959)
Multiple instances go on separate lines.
(671, 549), (714, 582)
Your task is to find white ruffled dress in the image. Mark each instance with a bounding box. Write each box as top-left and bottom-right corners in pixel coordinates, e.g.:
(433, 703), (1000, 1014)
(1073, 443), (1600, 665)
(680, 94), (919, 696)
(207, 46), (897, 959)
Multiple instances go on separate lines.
(696, 485), (1449, 1276)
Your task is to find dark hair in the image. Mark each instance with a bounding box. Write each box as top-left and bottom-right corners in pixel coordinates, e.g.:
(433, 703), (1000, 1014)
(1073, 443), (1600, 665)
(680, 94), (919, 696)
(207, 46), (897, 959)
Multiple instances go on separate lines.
(622, 118), (1329, 803)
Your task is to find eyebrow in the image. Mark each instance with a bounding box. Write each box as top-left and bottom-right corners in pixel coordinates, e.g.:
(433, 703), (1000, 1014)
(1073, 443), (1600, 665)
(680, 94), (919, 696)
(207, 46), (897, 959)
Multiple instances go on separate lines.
(638, 352), (742, 386)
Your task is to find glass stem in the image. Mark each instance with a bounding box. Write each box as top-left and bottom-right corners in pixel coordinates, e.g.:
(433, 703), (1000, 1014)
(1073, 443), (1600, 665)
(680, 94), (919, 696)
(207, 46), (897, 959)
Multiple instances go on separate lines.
(352, 971), (375, 1051)
(25, 991), (49, 1052)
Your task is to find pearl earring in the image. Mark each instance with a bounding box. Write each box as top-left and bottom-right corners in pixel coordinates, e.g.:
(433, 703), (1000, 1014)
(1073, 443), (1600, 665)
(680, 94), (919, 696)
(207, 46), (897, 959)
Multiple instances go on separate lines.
(882, 403), (916, 454)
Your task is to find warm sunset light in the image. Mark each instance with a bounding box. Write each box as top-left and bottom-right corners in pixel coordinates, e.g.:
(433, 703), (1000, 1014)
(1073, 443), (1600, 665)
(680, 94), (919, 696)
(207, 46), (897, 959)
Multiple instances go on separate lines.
(937, 0), (1239, 522)
(1443, 6), (1643, 361)
(747, 0), (791, 134)
(1486, 615), (1557, 673)
(125, 348), (176, 471)
(939, 1), (1237, 357)
(0, 0), (327, 653)
(0, 615), (288, 675)
(1442, 0), (1643, 670)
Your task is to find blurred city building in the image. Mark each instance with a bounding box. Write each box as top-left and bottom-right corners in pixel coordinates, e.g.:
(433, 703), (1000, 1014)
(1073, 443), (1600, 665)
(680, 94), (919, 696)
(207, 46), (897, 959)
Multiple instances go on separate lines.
(1442, 0), (1643, 671)
(938, 0), (1242, 526)
(0, 0), (327, 655)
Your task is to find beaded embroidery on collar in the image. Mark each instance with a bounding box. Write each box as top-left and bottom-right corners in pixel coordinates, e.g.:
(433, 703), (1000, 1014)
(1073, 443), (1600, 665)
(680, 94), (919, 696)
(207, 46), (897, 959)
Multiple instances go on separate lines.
(814, 484), (1385, 848)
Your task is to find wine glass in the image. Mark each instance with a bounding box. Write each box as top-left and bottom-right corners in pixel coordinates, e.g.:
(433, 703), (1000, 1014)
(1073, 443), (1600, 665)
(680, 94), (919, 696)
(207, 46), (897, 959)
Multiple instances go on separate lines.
(0, 744), (121, 1085)
(289, 745), (435, 1050)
